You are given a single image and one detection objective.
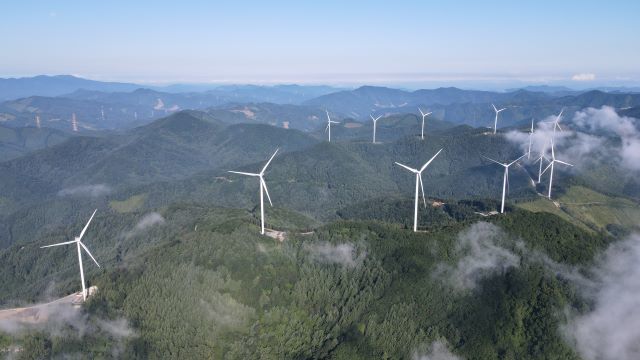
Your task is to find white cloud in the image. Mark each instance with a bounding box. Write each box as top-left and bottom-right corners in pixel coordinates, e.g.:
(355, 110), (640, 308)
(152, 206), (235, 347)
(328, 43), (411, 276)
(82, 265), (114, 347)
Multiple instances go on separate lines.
(413, 339), (461, 360)
(562, 234), (640, 360)
(505, 106), (640, 172)
(122, 212), (165, 239)
(57, 184), (111, 197)
(437, 222), (520, 290)
(572, 73), (596, 81)
(305, 241), (366, 268)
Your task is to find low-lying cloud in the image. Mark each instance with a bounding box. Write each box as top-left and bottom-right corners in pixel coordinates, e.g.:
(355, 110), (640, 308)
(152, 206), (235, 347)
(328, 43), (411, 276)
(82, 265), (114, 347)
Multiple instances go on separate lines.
(0, 299), (135, 355)
(505, 106), (640, 172)
(571, 73), (596, 81)
(57, 184), (112, 197)
(437, 222), (520, 290)
(412, 339), (461, 360)
(562, 233), (640, 360)
(122, 212), (165, 239)
(305, 241), (366, 268)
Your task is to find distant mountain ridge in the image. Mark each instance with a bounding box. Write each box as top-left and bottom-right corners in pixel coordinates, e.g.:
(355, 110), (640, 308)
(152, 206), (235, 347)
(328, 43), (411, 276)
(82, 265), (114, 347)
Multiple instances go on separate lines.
(0, 75), (141, 101)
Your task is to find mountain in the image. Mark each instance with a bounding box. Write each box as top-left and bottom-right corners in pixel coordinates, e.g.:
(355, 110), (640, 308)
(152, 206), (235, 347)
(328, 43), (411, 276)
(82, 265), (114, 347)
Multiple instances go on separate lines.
(0, 125), (71, 162)
(0, 75), (141, 101)
(206, 103), (327, 131)
(0, 107), (637, 358)
(0, 110), (319, 216)
(303, 86), (552, 120)
(0, 95), (153, 131)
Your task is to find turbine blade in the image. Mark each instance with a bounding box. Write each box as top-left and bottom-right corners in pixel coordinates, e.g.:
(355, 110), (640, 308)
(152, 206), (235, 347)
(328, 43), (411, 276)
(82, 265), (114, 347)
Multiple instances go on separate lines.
(556, 123), (564, 131)
(261, 148), (279, 174)
(481, 155), (504, 166)
(228, 171), (260, 177)
(78, 209), (97, 242)
(394, 162), (418, 173)
(79, 241), (100, 268)
(542, 162), (553, 175)
(425, 112), (432, 116)
(419, 174), (427, 208)
(492, 104), (498, 112)
(418, 107), (425, 116)
(325, 110), (331, 122)
(556, 160), (573, 167)
(507, 153), (527, 166)
(41, 240), (76, 248)
(420, 148), (443, 172)
(261, 177), (273, 206)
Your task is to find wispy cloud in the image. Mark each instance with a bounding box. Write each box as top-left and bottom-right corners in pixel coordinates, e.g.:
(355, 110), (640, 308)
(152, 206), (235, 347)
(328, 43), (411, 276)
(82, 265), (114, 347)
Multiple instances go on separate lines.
(572, 73), (596, 81)
(436, 222), (520, 290)
(562, 233), (640, 360)
(122, 212), (165, 239)
(57, 184), (112, 197)
(412, 339), (461, 360)
(505, 106), (640, 172)
(305, 241), (366, 268)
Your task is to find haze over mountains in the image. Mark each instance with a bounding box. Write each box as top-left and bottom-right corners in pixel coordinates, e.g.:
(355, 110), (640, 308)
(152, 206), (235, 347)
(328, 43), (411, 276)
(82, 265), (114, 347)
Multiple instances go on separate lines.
(3, 75), (640, 135)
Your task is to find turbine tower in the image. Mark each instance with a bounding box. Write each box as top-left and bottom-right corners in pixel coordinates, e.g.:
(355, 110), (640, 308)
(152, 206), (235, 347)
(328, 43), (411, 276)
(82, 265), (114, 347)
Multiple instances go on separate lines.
(35, 115), (41, 129)
(527, 118), (534, 159)
(543, 139), (573, 199)
(482, 154), (526, 213)
(418, 108), (432, 140)
(325, 110), (339, 142)
(41, 209), (100, 302)
(370, 114), (382, 143)
(492, 104), (507, 134)
(395, 149), (443, 232)
(228, 149), (279, 234)
(71, 113), (78, 132)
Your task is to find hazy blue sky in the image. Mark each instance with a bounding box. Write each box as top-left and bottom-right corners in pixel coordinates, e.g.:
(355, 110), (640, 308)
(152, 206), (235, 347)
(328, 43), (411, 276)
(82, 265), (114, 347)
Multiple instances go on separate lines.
(1, 0), (639, 87)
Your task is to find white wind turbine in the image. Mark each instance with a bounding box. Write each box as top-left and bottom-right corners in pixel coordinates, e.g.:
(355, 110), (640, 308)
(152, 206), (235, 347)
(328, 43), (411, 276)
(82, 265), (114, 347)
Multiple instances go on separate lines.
(41, 209), (100, 302)
(228, 149), (278, 234)
(370, 114), (382, 143)
(325, 110), (339, 142)
(527, 118), (535, 159)
(492, 104), (507, 134)
(395, 149), (443, 232)
(552, 109), (564, 136)
(482, 154), (527, 213)
(542, 138), (573, 199)
(418, 108), (432, 140)
(535, 152), (549, 184)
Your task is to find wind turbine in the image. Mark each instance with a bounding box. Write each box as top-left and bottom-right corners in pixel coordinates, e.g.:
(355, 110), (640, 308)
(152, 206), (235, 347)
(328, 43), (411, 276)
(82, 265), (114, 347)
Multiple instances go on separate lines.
(492, 104), (507, 134)
(325, 110), (339, 142)
(418, 108), (432, 140)
(41, 209), (100, 302)
(552, 108), (564, 136)
(482, 154), (527, 213)
(535, 152), (549, 184)
(395, 149), (443, 232)
(527, 118), (535, 159)
(542, 138), (573, 199)
(370, 114), (382, 143)
(228, 149), (278, 234)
